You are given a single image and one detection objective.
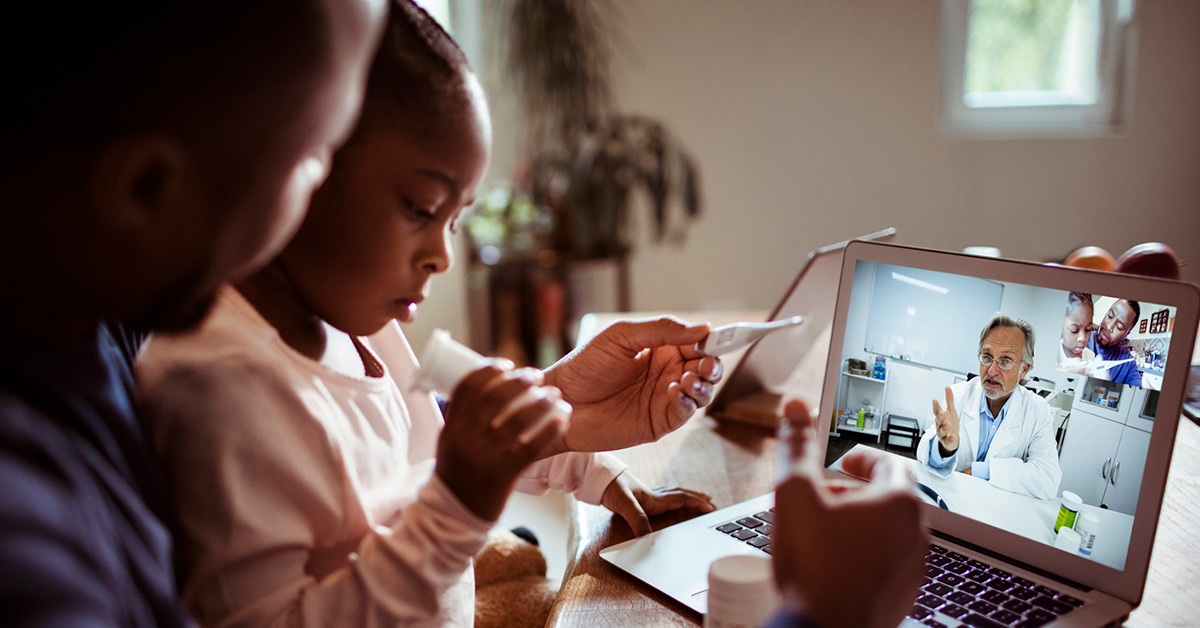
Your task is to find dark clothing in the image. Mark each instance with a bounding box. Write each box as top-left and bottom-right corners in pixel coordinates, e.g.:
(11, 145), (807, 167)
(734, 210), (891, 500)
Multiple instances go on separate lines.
(764, 609), (823, 628)
(0, 321), (192, 626)
(1086, 331), (1143, 388)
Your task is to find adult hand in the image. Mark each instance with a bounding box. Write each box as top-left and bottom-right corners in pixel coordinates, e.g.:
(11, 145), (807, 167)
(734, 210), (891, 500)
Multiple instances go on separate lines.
(600, 472), (715, 536)
(773, 400), (927, 628)
(1056, 359), (1091, 375)
(932, 386), (959, 454)
(436, 364), (566, 522)
(542, 317), (721, 453)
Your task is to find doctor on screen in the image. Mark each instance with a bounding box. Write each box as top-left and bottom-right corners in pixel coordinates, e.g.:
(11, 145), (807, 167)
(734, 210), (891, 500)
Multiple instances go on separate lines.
(917, 314), (1063, 500)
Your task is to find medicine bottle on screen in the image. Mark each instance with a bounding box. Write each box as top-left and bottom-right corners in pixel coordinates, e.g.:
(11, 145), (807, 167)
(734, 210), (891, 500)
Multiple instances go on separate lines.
(1075, 511), (1099, 556)
(1055, 491), (1082, 533)
(1054, 527), (1082, 553)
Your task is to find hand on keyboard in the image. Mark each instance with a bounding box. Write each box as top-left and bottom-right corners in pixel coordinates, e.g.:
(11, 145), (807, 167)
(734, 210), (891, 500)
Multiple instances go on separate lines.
(601, 470), (714, 536)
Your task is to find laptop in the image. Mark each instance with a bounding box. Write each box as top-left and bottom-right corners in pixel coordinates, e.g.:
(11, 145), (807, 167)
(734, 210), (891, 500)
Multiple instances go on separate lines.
(601, 240), (1200, 628)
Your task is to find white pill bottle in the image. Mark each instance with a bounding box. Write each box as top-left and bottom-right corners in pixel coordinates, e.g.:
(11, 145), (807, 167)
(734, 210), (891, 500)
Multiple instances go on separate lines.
(414, 329), (569, 440)
(704, 554), (780, 628)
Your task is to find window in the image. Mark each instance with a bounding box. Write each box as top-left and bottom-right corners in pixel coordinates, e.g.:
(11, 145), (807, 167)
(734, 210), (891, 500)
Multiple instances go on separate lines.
(941, 0), (1137, 137)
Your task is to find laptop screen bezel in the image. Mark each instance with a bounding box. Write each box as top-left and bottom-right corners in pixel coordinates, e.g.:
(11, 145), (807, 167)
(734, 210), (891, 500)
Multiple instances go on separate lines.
(819, 240), (1200, 605)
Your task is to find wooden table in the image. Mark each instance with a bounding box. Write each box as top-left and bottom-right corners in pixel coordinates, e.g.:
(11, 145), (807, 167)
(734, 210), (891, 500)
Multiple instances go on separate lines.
(546, 313), (1200, 627)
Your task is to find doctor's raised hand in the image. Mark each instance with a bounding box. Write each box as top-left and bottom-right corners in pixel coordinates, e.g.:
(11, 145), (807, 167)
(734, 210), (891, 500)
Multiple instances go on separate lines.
(932, 385), (960, 455)
(541, 316), (721, 453)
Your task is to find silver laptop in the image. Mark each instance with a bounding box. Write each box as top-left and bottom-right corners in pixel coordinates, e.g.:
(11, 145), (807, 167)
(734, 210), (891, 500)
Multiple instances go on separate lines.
(601, 240), (1200, 627)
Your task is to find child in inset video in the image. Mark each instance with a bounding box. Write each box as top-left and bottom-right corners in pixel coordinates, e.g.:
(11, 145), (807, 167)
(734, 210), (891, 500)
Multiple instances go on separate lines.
(1056, 291), (1096, 372)
(137, 2), (719, 626)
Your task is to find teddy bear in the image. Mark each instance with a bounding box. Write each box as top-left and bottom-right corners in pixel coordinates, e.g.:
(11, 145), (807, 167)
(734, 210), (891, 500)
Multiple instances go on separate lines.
(474, 528), (558, 627)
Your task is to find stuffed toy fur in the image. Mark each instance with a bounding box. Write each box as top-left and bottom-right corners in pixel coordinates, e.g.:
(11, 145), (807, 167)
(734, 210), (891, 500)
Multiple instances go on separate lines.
(474, 529), (558, 627)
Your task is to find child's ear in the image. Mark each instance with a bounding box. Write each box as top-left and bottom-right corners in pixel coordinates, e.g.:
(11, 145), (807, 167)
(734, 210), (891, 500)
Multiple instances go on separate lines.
(88, 135), (198, 239)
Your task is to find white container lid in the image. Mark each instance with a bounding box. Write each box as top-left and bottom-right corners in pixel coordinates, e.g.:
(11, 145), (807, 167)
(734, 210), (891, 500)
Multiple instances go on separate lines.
(415, 329), (487, 394)
(707, 554), (774, 598)
(1054, 527), (1082, 551)
(706, 554), (779, 625)
(1061, 491), (1082, 509)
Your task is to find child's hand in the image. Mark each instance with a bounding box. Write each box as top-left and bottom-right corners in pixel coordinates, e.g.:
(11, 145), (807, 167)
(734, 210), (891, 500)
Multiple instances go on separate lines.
(436, 364), (566, 522)
(600, 472), (714, 536)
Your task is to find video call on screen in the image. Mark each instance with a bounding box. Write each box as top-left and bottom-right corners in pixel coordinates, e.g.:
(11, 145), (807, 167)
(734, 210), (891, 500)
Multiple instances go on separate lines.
(823, 261), (1177, 570)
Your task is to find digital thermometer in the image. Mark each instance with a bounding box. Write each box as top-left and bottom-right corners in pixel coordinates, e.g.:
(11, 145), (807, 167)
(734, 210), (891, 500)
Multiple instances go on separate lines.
(695, 315), (805, 356)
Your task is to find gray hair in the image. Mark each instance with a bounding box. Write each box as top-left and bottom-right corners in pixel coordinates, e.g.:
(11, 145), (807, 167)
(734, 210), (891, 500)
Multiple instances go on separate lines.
(978, 313), (1035, 367)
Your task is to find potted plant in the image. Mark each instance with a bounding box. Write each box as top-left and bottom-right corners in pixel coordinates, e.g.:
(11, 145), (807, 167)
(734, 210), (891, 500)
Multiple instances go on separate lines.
(463, 0), (704, 365)
(498, 0), (703, 262)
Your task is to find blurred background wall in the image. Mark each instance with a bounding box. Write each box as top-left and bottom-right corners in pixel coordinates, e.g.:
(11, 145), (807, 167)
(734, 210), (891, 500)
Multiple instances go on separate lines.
(406, 0), (1200, 353)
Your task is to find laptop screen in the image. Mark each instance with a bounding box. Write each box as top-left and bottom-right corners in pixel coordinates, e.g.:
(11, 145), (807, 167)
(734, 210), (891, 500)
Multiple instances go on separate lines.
(823, 257), (1183, 574)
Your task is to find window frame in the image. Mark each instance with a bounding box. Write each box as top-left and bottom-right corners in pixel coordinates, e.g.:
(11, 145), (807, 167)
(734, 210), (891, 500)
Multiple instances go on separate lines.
(940, 0), (1138, 139)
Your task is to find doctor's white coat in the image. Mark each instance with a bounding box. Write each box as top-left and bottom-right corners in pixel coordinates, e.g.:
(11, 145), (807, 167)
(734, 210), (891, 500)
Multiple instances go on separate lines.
(916, 379), (1062, 500)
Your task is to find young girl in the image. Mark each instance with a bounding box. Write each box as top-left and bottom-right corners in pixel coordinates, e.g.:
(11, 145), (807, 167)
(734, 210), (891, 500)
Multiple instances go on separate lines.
(1057, 291), (1095, 371)
(137, 2), (721, 626)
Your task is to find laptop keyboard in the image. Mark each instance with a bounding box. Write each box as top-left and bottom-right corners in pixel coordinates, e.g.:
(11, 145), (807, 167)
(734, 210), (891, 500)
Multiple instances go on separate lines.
(713, 521), (1085, 628)
(713, 509), (776, 553)
(910, 543), (1083, 628)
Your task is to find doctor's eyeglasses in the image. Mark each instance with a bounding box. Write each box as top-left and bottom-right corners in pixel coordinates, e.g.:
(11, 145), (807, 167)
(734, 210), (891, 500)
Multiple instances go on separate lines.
(978, 353), (1021, 371)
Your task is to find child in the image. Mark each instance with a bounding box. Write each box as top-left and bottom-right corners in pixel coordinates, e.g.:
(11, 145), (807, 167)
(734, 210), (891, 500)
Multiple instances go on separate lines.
(138, 2), (720, 625)
(0, 1), (383, 624)
(1056, 291), (1096, 371)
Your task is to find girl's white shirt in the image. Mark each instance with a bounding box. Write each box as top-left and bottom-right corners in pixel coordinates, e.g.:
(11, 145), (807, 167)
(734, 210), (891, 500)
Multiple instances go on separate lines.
(138, 286), (624, 627)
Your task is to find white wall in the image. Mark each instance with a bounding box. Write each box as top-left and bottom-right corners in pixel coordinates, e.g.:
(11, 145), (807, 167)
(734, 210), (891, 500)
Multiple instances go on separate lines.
(839, 261), (963, 426)
(406, 0), (1200, 355)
